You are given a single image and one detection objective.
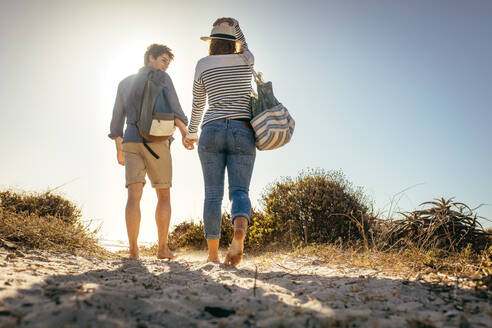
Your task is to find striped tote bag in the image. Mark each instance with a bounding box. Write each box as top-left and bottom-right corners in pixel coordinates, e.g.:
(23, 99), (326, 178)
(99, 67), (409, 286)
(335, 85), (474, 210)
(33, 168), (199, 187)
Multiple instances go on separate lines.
(240, 55), (295, 151)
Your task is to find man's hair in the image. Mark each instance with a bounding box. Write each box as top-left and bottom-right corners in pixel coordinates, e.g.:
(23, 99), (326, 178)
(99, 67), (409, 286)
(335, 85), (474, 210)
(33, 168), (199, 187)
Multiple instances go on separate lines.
(209, 39), (238, 56)
(144, 44), (174, 66)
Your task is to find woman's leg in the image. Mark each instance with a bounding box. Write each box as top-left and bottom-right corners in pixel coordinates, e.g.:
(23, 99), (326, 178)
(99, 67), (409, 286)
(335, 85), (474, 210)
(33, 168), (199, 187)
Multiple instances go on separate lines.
(224, 161), (254, 266)
(224, 123), (256, 266)
(206, 239), (220, 263)
(198, 125), (227, 262)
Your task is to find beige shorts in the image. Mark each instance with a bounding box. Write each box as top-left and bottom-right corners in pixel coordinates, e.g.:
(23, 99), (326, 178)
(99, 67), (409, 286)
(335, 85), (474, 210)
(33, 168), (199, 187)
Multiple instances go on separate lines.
(122, 141), (172, 189)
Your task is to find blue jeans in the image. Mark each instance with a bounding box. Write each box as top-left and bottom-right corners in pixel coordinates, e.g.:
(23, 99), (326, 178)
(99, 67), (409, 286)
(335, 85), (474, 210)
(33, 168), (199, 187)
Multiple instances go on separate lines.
(198, 119), (256, 239)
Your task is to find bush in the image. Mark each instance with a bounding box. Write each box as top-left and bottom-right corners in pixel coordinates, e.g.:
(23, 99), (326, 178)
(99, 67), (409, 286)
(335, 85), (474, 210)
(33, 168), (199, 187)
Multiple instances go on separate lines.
(386, 198), (491, 253)
(0, 190), (104, 256)
(0, 190), (80, 225)
(167, 214), (234, 250)
(166, 171), (491, 257)
(168, 221), (206, 250)
(253, 169), (373, 247)
(167, 209), (266, 250)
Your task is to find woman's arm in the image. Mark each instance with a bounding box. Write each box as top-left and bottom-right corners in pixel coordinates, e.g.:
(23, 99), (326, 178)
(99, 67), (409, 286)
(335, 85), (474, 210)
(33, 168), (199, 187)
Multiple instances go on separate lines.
(214, 18), (253, 62)
(234, 19), (254, 64)
(186, 72), (206, 143)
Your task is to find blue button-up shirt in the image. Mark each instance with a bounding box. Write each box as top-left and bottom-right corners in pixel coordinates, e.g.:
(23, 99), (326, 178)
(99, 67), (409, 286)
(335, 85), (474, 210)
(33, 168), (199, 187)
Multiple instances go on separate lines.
(108, 66), (188, 143)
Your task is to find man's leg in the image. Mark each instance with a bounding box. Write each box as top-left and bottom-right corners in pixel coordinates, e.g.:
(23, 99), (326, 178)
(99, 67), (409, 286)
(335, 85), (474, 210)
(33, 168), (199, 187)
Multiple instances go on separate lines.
(155, 188), (174, 259)
(141, 140), (173, 259)
(126, 182), (144, 259)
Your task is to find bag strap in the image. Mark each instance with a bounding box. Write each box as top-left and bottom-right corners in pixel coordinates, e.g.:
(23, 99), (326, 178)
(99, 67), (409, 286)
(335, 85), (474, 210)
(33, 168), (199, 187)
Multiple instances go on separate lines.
(142, 140), (160, 159)
(239, 54), (263, 85)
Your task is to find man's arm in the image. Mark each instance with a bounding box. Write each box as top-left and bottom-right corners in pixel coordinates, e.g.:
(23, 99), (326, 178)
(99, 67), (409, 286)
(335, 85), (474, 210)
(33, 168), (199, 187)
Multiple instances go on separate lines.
(175, 118), (194, 150)
(160, 73), (189, 126)
(114, 137), (125, 166)
(175, 117), (187, 137)
(109, 80), (127, 166)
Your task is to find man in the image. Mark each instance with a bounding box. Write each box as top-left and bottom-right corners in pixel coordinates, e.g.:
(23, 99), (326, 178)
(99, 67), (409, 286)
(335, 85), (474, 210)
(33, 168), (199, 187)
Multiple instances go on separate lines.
(109, 44), (189, 259)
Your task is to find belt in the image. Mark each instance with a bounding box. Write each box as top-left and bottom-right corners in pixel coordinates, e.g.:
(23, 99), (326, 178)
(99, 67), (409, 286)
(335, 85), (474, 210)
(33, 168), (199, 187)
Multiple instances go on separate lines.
(229, 118), (250, 122)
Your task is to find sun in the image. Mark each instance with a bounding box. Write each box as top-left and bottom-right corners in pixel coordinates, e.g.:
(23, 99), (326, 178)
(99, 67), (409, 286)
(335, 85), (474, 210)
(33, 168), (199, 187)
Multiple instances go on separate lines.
(99, 42), (148, 110)
(108, 42), (147, 81)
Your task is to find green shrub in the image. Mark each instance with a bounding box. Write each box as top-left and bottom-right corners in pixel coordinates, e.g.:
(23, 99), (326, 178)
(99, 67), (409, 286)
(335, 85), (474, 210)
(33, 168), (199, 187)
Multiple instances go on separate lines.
(255, 169), (373, 247)
(218, 212), (234, 248)
(168, 209), (266, 250)
(244, 209), (270, 249)
(167, 221), (206, 250)
(165, 171), (491, 256)
(167, 213), (235, 250)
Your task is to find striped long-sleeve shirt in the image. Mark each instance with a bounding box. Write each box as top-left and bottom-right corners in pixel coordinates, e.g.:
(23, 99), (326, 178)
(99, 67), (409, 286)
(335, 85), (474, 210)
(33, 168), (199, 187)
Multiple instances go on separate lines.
(187, 23), (254, 139)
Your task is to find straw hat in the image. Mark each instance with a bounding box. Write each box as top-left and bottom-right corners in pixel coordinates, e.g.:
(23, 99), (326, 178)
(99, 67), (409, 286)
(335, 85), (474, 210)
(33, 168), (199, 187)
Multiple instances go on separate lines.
(200, 22), (243, 46)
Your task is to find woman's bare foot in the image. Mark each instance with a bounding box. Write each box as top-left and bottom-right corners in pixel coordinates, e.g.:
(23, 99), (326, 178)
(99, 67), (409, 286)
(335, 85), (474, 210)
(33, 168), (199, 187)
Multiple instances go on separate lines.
(224, 238), (244, 266)
(129, 249), (139, 259)
(206, 239), (220, 264)
(225, 217), (247, 267)
(206, 256), (221, 263)
(157, 248), (176, 260)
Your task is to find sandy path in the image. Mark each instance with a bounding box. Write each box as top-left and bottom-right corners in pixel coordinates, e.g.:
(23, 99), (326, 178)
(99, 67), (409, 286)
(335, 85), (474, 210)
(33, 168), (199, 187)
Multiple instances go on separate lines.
(0, 248), (490, 327)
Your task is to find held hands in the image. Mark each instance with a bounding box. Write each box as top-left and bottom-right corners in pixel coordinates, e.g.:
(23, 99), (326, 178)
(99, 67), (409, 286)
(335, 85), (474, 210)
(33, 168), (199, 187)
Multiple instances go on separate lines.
(180, 131), (195, 150)
(183, 137), (198, 150)
(175, 118), (195, 150)
(177, 123), (197, 150)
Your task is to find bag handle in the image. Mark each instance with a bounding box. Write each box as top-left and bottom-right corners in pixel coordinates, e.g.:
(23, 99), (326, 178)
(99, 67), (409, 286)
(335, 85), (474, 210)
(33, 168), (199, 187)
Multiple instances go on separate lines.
(239, 54), (263, 85)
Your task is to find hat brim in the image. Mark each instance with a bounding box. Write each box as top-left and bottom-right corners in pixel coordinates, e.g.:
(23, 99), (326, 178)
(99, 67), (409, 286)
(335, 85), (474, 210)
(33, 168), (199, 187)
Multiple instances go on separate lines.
(200, 36), (243, 45)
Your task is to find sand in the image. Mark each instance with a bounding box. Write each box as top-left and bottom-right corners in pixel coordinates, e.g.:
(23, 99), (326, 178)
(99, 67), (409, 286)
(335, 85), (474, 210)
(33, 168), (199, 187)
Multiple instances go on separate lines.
(0, 247), (491, 328)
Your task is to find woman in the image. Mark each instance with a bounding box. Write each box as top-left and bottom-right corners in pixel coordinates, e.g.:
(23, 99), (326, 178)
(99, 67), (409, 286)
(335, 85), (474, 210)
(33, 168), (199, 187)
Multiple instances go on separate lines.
(184, 17), (255, 266)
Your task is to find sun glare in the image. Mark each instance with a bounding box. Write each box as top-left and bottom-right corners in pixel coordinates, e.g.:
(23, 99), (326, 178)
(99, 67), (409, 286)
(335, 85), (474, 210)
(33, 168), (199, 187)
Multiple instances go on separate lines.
(100, 42), (147, 110)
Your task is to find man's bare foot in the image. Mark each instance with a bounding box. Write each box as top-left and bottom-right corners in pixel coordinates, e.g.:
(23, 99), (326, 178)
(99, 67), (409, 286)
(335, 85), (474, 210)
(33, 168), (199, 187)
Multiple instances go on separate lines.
(157, 249), (176, 260)
(224, 239), (243, 266)
(129, 249), (139, 259)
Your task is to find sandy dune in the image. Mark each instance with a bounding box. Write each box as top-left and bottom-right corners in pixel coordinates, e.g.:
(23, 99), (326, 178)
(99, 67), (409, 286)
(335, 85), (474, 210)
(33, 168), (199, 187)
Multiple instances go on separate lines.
(0, 248), (490, 327)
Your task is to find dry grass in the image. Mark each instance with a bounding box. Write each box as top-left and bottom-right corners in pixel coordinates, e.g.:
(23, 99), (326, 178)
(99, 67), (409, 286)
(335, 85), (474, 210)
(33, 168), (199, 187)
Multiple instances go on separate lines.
(0, 190), (108, 257)
(384, 198), (490, 253)
(286, 243), (492, 290)
(119, 230), (492, 292)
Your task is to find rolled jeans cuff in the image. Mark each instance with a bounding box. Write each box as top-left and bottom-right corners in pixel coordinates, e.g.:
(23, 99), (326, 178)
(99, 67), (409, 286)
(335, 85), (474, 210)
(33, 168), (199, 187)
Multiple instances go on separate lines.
(205, 234), (221, 240)
(231, 213), (251, 225)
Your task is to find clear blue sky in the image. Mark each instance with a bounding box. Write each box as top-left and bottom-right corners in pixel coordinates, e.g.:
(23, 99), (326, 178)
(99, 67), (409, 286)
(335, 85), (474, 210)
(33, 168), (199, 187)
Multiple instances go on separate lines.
(1, 0), (491, 242)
